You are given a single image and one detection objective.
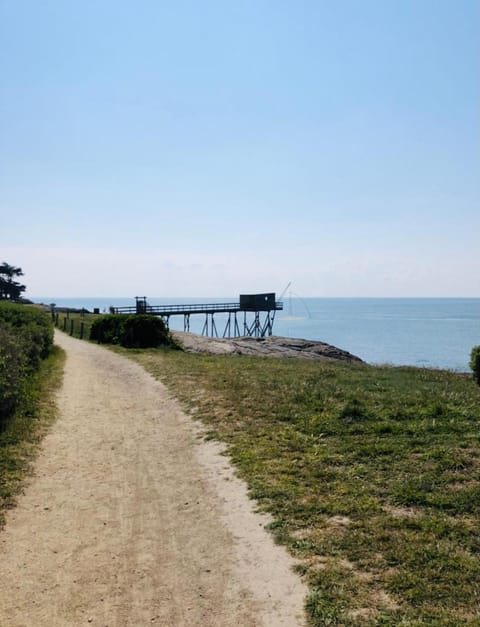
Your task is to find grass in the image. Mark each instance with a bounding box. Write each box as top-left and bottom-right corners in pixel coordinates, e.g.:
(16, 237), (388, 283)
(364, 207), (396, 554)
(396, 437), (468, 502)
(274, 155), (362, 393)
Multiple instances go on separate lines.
(54, 311), (99, 339)
(122, 347), (480, 626)
(0, 345), (65, 528)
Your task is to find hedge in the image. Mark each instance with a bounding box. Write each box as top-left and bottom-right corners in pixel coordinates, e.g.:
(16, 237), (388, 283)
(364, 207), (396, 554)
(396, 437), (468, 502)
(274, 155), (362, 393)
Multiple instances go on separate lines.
(0, 303), (53, 426)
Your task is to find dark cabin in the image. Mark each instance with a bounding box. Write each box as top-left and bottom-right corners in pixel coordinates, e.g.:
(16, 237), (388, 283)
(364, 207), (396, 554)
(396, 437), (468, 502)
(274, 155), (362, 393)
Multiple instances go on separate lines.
(239, 293), (276, 311)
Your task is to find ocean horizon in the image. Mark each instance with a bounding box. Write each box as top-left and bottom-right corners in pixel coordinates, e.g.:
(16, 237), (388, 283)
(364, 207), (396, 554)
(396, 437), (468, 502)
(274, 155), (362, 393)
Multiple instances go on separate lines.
(34, 296), (479, 373)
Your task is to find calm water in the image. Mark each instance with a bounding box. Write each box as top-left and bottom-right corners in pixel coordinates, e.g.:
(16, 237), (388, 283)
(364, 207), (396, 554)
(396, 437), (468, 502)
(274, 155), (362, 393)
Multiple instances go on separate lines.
(37, 296), (479, 372)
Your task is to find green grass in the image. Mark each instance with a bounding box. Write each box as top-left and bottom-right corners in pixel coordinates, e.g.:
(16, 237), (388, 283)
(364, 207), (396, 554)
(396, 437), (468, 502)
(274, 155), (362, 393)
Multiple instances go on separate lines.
(123, 348), (480, 626)
(54, 311), (99, 339)
(0, 345), (65, 528)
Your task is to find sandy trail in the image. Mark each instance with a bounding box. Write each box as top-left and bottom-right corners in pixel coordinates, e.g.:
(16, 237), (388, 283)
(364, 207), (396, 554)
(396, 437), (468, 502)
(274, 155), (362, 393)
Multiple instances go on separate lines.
(0, 332), (306, 627)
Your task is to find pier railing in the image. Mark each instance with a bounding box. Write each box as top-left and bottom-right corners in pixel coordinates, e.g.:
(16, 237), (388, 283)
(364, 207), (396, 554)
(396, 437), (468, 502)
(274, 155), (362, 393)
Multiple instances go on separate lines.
(113, 302), (242, 315)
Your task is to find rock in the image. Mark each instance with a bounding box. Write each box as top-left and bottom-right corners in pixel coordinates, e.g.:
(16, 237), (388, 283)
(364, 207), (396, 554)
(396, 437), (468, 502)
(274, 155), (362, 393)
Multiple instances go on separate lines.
(171, 332), (363, 363)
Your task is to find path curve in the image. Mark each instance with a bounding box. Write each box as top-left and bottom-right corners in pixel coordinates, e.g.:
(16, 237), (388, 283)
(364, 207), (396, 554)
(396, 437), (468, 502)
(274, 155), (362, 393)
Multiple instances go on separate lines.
(0, 332), (306, 626)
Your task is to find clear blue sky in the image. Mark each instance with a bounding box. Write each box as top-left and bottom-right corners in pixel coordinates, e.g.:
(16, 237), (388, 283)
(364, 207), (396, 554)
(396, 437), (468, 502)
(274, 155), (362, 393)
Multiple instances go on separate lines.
(1, 0), (479, 297)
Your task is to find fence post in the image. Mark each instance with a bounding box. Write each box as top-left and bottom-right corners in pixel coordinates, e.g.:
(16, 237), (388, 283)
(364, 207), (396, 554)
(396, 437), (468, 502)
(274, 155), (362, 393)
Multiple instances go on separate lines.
(55, 313), (59, 326)
(80, 322), (84, 340)
(63, 317), (67, 331)
(70, 319), (74, 336)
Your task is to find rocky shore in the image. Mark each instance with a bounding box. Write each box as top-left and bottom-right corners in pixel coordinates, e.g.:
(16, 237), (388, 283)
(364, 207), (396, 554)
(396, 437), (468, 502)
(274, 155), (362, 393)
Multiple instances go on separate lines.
(171, 332), (363, 363)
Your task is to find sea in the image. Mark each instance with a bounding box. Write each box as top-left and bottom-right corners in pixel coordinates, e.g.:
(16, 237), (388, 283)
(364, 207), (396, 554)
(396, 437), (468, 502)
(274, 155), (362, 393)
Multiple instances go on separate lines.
(36, 296), (479, 373)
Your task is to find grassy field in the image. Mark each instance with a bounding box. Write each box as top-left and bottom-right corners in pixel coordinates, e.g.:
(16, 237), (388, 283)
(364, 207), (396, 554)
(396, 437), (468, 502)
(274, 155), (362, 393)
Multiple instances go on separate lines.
(0, 345), (65, 528)
(121, 347), (480, 626)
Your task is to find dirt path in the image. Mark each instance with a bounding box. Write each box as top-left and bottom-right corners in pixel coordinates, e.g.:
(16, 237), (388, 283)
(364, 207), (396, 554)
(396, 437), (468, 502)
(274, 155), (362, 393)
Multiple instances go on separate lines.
(0, 332), (306, 627)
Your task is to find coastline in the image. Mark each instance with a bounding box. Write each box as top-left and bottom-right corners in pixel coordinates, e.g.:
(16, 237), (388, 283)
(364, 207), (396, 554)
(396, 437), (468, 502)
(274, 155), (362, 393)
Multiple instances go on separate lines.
(34, 297), (479, 371)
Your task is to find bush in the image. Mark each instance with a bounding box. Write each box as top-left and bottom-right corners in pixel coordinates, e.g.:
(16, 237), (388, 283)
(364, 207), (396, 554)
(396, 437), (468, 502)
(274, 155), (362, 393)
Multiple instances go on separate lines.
(0, 303), (53, 426)
(90, 314), (175, 348)
(89, 314), (126, 345)
(122, 314), (172, 348)
(0, 325), (27, 422)
(0, 302), (53, 370)
(470, 346), (480, 385)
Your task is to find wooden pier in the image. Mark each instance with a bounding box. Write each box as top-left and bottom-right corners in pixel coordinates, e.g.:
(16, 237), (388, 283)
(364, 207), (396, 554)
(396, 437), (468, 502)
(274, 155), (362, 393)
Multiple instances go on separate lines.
(112, 294), (283, 338)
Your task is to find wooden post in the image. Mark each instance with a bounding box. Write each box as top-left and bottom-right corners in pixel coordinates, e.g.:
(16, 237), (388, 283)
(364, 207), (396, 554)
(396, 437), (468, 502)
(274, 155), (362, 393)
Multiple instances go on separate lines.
(80, 322), (84, 339)
(70, 319), (74, 336)
(63, 317), (67, 331)
(55, 313), (59, 326)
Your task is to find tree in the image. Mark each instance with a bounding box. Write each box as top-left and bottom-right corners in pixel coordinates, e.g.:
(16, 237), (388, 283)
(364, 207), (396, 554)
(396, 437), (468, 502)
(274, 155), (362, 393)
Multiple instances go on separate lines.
(0, 262), (26, 301)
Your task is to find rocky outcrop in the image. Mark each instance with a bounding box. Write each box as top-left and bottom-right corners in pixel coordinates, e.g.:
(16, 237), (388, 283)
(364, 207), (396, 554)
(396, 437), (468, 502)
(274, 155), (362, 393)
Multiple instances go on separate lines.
(171, 332), (363, 363)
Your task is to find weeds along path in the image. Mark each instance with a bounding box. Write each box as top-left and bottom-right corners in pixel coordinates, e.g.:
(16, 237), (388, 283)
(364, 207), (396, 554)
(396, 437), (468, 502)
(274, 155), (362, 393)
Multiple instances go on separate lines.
(0, 331), (306, 627)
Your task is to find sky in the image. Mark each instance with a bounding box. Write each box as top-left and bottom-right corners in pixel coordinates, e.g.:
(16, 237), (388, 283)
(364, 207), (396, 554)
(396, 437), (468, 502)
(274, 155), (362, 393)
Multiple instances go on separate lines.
(1, 0), (479, 298)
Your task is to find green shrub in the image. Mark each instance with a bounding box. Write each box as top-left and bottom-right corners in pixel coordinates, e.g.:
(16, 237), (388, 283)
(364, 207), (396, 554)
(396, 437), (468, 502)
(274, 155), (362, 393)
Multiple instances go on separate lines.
(90, 314), (175, 348)
(470, 345), (480, 385)
(89, 314), (126, 345)
(0, 302), (53, 370)
(122, 314), (172, 348)
(0, 304), (53, 427)
(0, 325), (27, 422)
